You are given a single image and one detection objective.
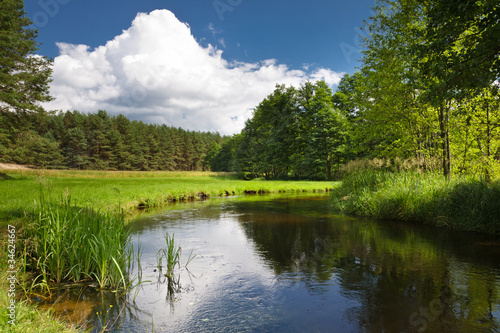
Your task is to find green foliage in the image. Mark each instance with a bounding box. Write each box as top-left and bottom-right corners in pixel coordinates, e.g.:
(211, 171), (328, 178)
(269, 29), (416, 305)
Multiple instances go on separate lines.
(0, 0), (53, 114)
(206, 136), (240, 172)
(9, 130), (63, 168)
(418, 0), (500, 93)
(210, 81), (350, 180)
(342, 0), (500, 178)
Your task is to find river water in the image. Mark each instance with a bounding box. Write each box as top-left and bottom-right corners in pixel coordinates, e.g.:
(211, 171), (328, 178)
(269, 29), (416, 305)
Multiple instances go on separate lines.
(49, 194), (500, 332)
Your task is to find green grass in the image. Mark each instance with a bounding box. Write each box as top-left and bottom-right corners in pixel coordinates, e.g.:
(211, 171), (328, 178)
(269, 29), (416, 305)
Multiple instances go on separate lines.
(331, 170), (500, 234)
(22, 197), (133, 291)
(0, 170), (335, 221)
(156, 232), (181, 277)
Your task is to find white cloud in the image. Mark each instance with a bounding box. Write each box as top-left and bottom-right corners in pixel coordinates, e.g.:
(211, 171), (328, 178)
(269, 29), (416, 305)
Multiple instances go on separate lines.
(310, 68), (343, 86)
(45, 9), (344, 135)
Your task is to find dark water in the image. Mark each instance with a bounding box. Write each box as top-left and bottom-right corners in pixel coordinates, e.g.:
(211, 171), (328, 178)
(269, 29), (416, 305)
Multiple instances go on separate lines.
(54, 194), (500, 332)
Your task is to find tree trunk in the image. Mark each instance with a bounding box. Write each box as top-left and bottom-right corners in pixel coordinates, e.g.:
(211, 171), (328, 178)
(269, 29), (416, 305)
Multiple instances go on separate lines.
(486, 100), (491, 181)
(438, 104), (451, 178)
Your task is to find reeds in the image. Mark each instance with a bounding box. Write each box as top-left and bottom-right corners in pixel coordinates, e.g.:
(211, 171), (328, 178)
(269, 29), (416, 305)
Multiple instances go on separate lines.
(331, 170), (500, 234)
(156, 233), (181, 277)
(22, 194), (134, 291)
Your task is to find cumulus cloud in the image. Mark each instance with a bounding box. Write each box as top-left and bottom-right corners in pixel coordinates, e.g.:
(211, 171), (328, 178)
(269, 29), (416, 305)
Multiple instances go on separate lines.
(45, 9), (344, 135)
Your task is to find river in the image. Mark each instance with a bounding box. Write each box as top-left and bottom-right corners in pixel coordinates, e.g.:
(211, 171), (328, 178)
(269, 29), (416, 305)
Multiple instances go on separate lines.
(44, 193), (500, 332)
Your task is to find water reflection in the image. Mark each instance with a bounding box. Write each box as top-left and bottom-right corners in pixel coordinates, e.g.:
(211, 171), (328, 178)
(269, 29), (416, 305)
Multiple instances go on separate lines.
(45, 194), (500, 332)
(231, 196), (500, 332)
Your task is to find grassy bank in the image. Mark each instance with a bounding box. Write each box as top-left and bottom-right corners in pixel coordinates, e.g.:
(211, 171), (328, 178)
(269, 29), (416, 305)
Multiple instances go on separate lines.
(0, 170), (334, 331)
(331, 170), (500, 234)
(1, 170), (334, 221)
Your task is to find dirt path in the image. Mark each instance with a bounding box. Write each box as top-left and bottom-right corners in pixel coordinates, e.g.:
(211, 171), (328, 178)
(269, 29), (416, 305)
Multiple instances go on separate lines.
(0, 163), (34, 170)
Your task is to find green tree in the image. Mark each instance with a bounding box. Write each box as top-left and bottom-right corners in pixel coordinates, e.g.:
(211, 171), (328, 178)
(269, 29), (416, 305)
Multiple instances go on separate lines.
(418, 0), (500, 93)
(355, 0), (460, 176)
(209, 136), (239, 172)
(12, 130), (63, 168)
(0, 0), (53, 164)
(85, 110), (112, 169)
(63, 127), (89, 169)
(229, 81), (348, 179)
(301, 82), (350, 180)
(0, 0), (53, 115)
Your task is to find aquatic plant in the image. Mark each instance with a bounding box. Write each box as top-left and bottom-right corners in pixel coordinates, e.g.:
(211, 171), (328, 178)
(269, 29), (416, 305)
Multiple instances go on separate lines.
(21, 193), (134, 291)
(156, 232), (181, 277)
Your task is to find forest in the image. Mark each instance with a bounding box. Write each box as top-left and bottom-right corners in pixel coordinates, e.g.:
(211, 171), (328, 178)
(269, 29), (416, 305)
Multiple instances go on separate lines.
(0, 109), (224, 171)
(208, 0), (500, 180)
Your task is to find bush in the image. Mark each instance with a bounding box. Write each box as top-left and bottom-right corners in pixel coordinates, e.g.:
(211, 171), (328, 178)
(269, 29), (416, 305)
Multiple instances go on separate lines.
(236, 172), (257, 180)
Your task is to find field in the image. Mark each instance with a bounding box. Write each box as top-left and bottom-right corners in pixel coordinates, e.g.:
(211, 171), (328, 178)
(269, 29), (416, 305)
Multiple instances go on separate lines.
(0, 169), (335, 222)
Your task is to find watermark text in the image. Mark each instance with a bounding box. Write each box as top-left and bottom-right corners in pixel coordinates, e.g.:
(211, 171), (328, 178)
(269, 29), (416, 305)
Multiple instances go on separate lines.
(6, 225), (17, 326)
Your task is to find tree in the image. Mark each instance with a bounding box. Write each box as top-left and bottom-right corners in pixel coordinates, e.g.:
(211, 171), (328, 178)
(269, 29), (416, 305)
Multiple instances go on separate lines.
(218, 81), (348, 180)
(418, 0), (500, 93)
(12, 130), (63, 168)
(355, 0), (462, 177)
(357, 0), (433, 158)
(0, 0), (53, 114)
(301, 82), (350, 180)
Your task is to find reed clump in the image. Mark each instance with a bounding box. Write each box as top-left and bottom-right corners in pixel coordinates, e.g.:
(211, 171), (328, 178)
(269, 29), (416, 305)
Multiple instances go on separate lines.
(156, 233), (181, 278)
(331, 169), (500, 234)
(156, 232), (196, 277)
(21, 194), (133, 292)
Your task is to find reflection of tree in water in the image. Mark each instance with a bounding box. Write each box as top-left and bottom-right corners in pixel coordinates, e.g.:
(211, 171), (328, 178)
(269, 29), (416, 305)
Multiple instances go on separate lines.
(235, 198), (500, 332)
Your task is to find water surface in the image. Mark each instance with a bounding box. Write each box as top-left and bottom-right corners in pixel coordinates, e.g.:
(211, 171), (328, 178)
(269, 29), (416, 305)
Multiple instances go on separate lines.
(59, 194), (500, 332)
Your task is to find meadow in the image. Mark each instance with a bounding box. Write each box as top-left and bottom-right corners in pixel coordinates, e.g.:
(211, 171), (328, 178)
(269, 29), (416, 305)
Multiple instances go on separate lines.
(0, 170), (335, 222)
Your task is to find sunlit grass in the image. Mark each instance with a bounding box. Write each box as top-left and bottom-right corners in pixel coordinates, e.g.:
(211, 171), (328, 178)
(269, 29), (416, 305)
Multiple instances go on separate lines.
(331, 170), (500, 234)
(0, 172), (336, 221)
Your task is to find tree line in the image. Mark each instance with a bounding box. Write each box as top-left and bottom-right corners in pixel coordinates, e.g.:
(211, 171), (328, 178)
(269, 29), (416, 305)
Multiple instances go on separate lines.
(0, 110), (224, 171)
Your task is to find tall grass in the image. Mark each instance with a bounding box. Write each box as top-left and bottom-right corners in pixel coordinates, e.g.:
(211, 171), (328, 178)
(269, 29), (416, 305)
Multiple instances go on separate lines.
(22, 194), (133, 291)
(331, 170), (500, 234)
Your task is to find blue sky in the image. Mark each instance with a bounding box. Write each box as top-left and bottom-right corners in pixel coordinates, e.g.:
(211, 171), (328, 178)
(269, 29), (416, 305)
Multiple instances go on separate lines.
(24, 0), (374, 134)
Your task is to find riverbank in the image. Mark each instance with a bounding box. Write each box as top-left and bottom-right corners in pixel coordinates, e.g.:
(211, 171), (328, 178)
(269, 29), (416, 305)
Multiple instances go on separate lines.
(0, 170), (335, 331)
(1, 169), (335, 221)
(331, 170), (500, 235)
